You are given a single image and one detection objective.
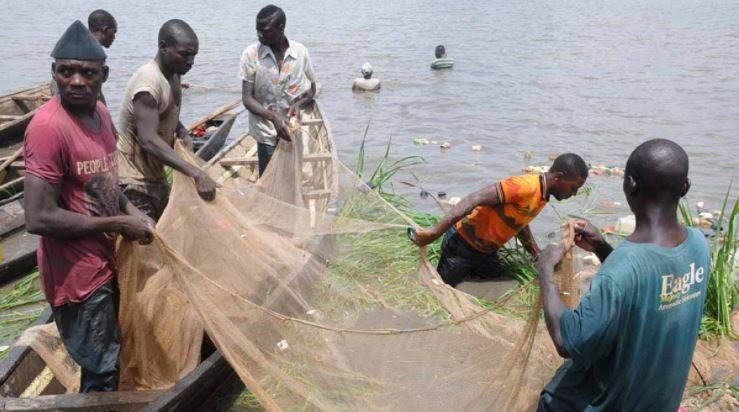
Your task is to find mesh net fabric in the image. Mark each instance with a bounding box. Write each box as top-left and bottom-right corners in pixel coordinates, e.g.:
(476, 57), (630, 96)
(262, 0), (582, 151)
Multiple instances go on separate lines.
(132, 137), (566, 410)
(17, 108), (581, 410)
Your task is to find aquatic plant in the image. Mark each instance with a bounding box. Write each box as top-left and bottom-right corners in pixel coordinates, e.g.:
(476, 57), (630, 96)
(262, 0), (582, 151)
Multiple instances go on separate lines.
(680, 185), (738, 338)
(0, 271), (45, 359)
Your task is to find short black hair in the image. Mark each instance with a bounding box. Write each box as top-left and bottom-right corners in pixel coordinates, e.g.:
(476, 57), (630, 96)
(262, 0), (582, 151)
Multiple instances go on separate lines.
(257, 5), (286, 28)
(550, 153), (588, 180)
(435, 45), (445, 58)
(625, 139), (689, 198)
(158, 19), (198, 46)
(88, 9), (116, 32)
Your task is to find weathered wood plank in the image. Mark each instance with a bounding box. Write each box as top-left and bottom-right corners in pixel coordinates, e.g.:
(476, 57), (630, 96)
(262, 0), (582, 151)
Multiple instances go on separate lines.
(2, 389), (164, 411)
(142, 351), (234, 412)
(0, 307), (53, 396)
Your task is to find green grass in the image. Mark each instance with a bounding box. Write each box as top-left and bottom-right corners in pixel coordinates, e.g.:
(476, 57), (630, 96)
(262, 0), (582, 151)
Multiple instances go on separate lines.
(0, 271), (45, 359)
(680, 184), (738, 339)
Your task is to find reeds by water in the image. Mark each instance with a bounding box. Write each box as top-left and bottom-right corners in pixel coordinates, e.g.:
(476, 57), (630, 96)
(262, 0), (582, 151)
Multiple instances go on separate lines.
(680, 185), (738, 338)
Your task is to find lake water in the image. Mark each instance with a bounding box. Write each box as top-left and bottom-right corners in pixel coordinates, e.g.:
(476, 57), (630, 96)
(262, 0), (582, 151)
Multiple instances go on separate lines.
(1, 0), (737, 237)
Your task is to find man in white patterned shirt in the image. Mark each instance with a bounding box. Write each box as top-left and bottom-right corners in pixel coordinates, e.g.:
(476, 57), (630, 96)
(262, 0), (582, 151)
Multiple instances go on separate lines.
(239, 4), (317, 175)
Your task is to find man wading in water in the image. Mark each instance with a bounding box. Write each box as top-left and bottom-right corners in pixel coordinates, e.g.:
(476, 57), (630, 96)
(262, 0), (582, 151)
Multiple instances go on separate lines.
(24, 20), (154, 392)
(536, 139), (710, 411)
(411, 154), (588, 287)
(117, 19), (217, 221)
(240, 4), (317, 176)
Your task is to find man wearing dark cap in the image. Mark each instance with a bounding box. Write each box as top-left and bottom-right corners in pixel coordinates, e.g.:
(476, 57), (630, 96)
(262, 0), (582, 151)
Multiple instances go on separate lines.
(117, 19), (217, 221)
(24, 20), (154, 392)
(536, 139), (710, 411)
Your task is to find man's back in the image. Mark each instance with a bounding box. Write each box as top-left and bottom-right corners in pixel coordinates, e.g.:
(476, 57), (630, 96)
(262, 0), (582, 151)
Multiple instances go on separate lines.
(540, 227), (711, 411)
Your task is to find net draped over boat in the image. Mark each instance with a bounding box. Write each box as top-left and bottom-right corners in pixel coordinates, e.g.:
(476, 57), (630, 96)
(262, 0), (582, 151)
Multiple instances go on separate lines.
(21, 116), (574, 410)
(118, 133), (568, 410)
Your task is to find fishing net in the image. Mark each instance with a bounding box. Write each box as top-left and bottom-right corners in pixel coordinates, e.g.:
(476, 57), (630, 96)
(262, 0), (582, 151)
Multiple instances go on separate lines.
(122, 135), (571, 411)
(17, 116), (583, 409)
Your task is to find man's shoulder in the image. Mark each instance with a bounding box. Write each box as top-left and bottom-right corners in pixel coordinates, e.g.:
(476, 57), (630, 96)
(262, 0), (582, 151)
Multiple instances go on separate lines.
(288, 39), (310, 55)
(500, 174), (539, 198)
(128, 60), (164, 86)
(241, 42), (262, 60)
(26, 98), (65, 136)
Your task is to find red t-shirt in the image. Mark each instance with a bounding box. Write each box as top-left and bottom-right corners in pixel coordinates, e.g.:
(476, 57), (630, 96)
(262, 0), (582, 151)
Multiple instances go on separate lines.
(24, 96), (120, 307)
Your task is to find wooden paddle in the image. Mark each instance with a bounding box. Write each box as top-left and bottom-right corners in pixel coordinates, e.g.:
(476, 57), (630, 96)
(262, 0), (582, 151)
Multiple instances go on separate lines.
(0, 147), (23, 182)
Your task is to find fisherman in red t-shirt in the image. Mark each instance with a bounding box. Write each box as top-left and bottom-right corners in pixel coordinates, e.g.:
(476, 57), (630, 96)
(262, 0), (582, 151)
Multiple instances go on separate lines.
(24, 20), (154, 393)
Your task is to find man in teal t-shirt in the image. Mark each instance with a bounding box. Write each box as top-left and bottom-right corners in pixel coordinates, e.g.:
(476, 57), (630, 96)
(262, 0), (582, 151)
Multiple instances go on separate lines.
(535, 139), (711, 411)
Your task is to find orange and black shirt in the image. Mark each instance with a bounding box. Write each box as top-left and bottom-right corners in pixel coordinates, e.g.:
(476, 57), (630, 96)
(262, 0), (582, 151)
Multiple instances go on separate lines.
(456, 174), (547, 253)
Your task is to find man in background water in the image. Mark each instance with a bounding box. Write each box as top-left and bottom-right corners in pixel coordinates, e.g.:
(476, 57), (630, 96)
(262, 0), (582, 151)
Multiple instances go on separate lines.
(536, 139), (710, 411)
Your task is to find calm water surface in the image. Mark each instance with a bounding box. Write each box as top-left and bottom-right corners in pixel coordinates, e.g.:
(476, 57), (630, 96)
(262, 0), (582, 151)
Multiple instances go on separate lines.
(1, 0), (737, 236)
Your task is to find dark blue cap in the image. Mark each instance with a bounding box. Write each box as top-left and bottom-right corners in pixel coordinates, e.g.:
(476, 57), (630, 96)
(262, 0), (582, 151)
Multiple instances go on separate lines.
(51, 20), (106, 61)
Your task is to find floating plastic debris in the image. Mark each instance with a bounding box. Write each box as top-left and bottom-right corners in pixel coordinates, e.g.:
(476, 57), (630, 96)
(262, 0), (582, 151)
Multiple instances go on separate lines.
(440, 142), (452, 150)
(599, 200), (622, 209)
(615, 215), (636, 235)
(413, 138), (431, 145)
(590, 165), (624, 177)
(437, 192), (447, 199)
(524, 150), (532, 160)
(448, 196), (461, 206)
(523, 165), (548, 174)
(583, 253), (601, 267)
(472, 145), (482, 152)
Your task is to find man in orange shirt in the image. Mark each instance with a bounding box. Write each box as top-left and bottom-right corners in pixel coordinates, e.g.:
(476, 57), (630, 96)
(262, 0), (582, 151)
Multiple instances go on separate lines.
(411, 153), (588, 287)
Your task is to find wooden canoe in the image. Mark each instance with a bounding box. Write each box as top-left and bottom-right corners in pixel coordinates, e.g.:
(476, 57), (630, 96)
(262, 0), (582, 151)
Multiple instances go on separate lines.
(0, 83), (52, 148)
(206, 100), (338, 215)
(0, 100), (336, 411)
(0, 308), (243, 411)
(0, 100), (239, 287)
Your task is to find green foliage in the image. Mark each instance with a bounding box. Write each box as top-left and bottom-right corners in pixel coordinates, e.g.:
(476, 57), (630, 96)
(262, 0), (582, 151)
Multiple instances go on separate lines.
(680, 184), (738, 339)
(0, 271), (45, 359)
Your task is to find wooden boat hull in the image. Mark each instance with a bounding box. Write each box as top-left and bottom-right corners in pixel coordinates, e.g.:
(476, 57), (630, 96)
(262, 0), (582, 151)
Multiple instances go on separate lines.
(207, 101), (338, 205)
(0, 84), (52, 147)
(0, 308), (240, 411)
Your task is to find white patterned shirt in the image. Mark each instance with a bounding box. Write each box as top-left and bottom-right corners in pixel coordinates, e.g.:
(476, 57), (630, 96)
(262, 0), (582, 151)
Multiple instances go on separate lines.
(239, 39), (316, 145)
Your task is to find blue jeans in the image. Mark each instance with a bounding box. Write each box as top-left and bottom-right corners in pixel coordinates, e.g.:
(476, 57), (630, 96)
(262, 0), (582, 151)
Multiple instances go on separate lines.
(257, 142), (276, 176)
(436, 227), (503, 287)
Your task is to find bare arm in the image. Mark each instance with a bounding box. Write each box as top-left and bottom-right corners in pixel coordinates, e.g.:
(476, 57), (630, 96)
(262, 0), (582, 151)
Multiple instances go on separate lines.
(175, 120), (188, 139)
(516, 225), (541, 258)
(133, 92), (217, 200)
(25, 174), (152, 242)
(537, 243), (569, 358)
(574, 219), (613, 262)
(412, 183), (502, 246)
(133, 92), (200, 178)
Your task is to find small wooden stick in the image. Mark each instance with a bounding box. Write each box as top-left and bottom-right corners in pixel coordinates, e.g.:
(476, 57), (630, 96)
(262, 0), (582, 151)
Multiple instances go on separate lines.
(0, 146), (23, 182)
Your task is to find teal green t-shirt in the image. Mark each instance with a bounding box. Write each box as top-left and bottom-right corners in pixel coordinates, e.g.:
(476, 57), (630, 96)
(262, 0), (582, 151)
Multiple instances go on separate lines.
(539, 228), (711, 412)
